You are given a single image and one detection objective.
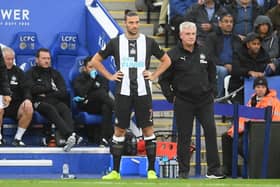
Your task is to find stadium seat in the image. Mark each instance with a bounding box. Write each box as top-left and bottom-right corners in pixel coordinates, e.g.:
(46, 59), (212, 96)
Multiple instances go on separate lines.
(244, 76), (280, 103)
(68, 56), (102, 125)
(50, 32), (89, 89)
(10, 32), (43, 67)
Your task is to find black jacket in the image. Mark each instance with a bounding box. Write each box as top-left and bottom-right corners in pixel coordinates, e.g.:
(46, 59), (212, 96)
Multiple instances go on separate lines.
(7, 65), (32, 102)
(206, 28), (242, 66)
(0, 48), (12, 96)
(73, 72), (109, 102)
(229, 45), (270, 92)
(26, 66), (68, 104)
(185, 2), (227, 44)
(159, 43), (216, 103)
(225, 0), (263, 34)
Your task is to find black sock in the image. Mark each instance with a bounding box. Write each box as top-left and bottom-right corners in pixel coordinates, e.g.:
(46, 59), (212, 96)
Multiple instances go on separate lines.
(145, 138), (157, 171)
(110, 139), (125, 172)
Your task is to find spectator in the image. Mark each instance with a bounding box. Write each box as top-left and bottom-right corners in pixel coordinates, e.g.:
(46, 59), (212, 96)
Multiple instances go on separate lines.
(226, 0), (263, 40)
(0, 47), (33, 146)
(218, 0), (234, 6)
(228, 32), (275, 104)
(25, 48), (82, 152)
(266, 0), (280, 34)
(253, 15), (279, 60)
(159, 21), (224, 179)
(257, 0), (277, 12)
(155, 0), (168, 36)
(73, 56), (114, 146)
(185, 0), (227, 46)
(222, 77), (280, 176)
(206, 12), (242, 98)
(91, 10), (171, 180)
(0, 47), (12, 145)
(169, 0), (198, 40)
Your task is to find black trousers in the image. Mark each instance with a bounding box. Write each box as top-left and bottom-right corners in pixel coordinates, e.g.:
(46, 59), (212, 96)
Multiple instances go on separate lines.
(221, 132), (244, 175)
(174, 96), (220, 174)
(81, 99), (114, 140)
(36, 101), (74, 137)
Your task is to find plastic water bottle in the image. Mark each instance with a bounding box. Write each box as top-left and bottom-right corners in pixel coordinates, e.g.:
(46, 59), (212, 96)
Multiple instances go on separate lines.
(61, 163), (69, 179)
(61, 163), (76, 179)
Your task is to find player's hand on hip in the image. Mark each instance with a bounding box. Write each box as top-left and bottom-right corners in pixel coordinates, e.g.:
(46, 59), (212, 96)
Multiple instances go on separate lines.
(143, 70), (155, 81)
(3, 95), (11, 107)
(110, 71), (124, 82)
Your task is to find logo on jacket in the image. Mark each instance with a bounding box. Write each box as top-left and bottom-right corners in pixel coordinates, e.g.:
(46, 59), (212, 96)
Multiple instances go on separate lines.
(200, 53), (207, 64)
(10, 75), (18, 85)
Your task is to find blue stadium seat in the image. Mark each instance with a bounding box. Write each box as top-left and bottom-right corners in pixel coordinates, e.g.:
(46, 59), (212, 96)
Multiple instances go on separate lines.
(244, 76), (280, 103)
(10, 32), (43, 67)
(68, 56), (102, 125)
(50, 32), (89, 89)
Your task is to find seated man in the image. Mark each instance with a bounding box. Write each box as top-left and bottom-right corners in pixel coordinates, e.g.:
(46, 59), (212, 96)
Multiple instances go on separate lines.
(25, 48), (82, 151)
(0, 47), (33, 146)
(222, 77), (280, 176)
(228, 32), (275, 104)
(73, 56), (114, 146)
(0, 47), (12, 145)
(253, 15), (279, 60)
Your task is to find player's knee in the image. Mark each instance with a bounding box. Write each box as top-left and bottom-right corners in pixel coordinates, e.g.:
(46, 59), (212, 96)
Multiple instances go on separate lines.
(144, 134), (156, 156)
(110, 135), (125, 156)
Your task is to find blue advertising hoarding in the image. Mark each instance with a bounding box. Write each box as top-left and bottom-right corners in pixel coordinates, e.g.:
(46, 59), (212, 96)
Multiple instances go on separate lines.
(0, 0), (86, 47)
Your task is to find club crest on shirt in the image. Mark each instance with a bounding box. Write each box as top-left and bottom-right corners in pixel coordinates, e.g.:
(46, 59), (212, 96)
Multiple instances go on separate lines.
(10, 75), (18, 85)
(200, 53), (207, 64)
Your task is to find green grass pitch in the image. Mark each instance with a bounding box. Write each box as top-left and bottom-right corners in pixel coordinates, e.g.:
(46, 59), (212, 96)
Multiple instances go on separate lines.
(1, 179), (280, 187)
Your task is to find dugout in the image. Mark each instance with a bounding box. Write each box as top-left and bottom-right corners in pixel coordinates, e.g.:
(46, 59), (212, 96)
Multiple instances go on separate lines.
(248, 121), (280, 178)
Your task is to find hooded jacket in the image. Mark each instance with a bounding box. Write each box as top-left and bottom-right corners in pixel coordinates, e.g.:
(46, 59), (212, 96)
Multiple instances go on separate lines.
(227, 89), (280, 136)
(253, 15), (279, 59)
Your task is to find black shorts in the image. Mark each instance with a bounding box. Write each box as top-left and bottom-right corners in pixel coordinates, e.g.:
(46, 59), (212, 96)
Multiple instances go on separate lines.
(4, 101), (21, 120)
(115, 94), (153, 129)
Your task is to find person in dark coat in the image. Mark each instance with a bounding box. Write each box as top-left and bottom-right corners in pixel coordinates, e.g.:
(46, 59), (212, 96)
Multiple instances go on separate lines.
(25, 48), (82, 152)
(206, 12), (242, 97)
(228, 32), (276, 104)
(73, 56), (114, 146)
(159, 21), (224, 179)
(0, 46), (12, 145)
(0, 47), (33, 146)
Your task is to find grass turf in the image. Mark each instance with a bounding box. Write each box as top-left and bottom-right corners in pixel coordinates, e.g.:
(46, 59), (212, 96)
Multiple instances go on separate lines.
(1, 179), (280, 187)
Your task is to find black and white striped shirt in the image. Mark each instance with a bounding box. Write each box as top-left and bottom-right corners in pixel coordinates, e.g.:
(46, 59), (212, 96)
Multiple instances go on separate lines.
(99, 33), (165, 96)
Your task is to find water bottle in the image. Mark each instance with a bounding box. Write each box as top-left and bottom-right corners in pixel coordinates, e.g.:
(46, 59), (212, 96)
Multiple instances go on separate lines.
(61, 163), (76, 179)
(61, 163), (69, 179)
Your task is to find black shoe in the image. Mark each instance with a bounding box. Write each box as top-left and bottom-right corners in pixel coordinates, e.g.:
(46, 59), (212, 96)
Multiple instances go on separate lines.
(178, 172), (188, 179)
(12, 139), (26, 147)
(206, 171), (226, 179)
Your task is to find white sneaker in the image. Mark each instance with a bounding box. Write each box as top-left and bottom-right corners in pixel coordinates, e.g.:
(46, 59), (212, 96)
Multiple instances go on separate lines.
(63, 134), (76, 152)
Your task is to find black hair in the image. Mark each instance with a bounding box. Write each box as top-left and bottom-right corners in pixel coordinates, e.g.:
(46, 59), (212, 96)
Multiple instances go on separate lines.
(124, 9), (138, 21)
(219, 12), (234, 22)
(35, 48), (50, 58)
(83, 55), (93, 66)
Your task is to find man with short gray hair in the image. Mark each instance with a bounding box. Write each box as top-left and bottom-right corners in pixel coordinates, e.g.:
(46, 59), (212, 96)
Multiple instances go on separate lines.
(159, 21), (224, 179)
